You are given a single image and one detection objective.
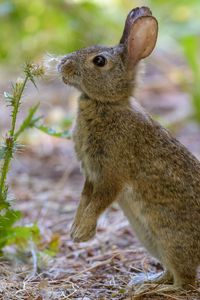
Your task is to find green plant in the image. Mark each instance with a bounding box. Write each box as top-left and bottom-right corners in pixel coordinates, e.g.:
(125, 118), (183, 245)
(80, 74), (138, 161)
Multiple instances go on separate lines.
(0, 62), (72, 254)
(0, 0), (124, 65)
(0, 63), (44, 253)
(181, 36), (200, 121)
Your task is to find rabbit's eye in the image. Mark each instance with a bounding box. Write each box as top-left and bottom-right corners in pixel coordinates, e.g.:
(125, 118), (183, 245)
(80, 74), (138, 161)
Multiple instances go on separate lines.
(93, 55), (107, 67)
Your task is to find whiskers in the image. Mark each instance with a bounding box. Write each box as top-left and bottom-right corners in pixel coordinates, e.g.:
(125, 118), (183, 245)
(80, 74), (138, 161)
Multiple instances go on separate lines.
(42, 53), (63, 80)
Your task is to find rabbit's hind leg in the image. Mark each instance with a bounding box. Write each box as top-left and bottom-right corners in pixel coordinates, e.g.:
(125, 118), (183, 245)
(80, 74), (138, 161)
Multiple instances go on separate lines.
(132, 270), (189, 297)
(146, 270), (173, 284)
(133, 283), (180, 298)
(172, 265), (196, 290)
(129, 269), (173, 287)
(155, 260), (197, 292)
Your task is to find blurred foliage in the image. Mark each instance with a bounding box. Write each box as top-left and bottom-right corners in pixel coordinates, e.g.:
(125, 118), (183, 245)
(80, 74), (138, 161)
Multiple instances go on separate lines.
(181, 36), (200, 121)
(0, 0), (200, 61)
(0, 0), (125, 65)
(148, 0), (200, 120)
(0, 0), (200, 118)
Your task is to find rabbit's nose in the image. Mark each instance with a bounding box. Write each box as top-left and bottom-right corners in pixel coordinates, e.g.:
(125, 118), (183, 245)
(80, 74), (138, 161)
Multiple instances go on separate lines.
(58, 57), (75, 74)
(60, 55), (70, 65)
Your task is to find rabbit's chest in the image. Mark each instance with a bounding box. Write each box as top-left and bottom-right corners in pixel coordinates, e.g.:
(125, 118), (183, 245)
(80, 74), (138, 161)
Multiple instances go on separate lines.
(73, 122), (101, 182)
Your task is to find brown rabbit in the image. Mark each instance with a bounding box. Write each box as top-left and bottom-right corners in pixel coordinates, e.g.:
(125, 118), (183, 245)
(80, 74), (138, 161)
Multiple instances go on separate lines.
(58, 6), (200, 292)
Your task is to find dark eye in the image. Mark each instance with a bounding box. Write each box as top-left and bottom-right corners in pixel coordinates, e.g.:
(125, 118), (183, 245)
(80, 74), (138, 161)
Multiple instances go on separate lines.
(93, 55), (107, 67)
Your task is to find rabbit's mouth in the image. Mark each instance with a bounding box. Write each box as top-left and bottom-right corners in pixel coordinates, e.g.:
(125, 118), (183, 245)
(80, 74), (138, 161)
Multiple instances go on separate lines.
(62, 75), (81, 91)
(58, 59), (81, 87)
(58, 58), (77, 75)
(62, 76), (72, 85)
(62, 74), (79, 85)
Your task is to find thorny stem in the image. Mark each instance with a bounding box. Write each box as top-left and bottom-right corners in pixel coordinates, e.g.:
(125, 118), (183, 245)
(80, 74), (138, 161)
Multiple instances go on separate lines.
(0, 75), (28, 196)
(10, 76), (28, 137)
(0, 139), (13, 197)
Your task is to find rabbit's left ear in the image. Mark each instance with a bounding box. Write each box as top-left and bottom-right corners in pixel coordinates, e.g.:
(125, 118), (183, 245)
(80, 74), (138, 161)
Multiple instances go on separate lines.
(120, 7), (158, 64)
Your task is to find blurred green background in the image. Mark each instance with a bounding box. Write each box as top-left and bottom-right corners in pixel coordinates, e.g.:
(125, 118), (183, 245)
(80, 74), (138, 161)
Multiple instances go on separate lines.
(0, 0), (200, 119)
(1, 0), (200, 63)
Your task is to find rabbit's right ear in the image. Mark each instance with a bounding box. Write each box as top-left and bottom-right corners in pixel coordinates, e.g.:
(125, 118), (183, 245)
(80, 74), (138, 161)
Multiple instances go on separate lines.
(120, 7), (158, 65)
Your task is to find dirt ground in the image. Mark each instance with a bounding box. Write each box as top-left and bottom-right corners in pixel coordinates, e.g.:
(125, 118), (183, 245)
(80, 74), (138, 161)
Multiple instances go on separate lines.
(0, 52), (200, 300)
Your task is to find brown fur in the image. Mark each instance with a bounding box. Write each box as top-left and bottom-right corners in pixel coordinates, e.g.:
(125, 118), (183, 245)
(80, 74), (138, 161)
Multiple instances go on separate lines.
(58, 6), (200, 291)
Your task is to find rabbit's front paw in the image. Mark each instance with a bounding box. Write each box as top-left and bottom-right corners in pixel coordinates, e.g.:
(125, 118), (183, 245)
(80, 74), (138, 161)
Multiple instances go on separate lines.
(71, 218), (97, 242)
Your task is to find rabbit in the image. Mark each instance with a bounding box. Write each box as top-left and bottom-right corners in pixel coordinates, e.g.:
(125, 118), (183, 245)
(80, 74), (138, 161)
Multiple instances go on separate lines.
(58, 6), (200, 293)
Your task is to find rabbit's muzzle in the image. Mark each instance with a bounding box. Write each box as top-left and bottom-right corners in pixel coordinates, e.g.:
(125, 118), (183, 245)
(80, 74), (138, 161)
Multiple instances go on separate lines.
(58, 59), (76, 75)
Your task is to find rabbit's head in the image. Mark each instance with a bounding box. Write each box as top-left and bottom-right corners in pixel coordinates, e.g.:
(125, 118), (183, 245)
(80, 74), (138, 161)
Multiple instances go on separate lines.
(58, 7), (158, 102)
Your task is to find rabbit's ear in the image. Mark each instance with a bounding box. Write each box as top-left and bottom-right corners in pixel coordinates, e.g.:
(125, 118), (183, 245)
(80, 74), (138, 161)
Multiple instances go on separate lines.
(120, 7), (158, 64)
(120, 7), (153, 44)
(127, 16), (158, 63)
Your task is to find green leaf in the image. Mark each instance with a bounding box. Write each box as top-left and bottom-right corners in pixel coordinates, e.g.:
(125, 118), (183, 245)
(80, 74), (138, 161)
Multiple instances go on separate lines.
(0, 209), (21, 229)
(44, 233), (61, 256)
(0, 209), (22, 249)
(0, 145), (6, 160)
(36, 124), (71, 139)
(6, 224), (41, 248)
(61, 117), (73, 128)
(14, 103), (40, 139)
